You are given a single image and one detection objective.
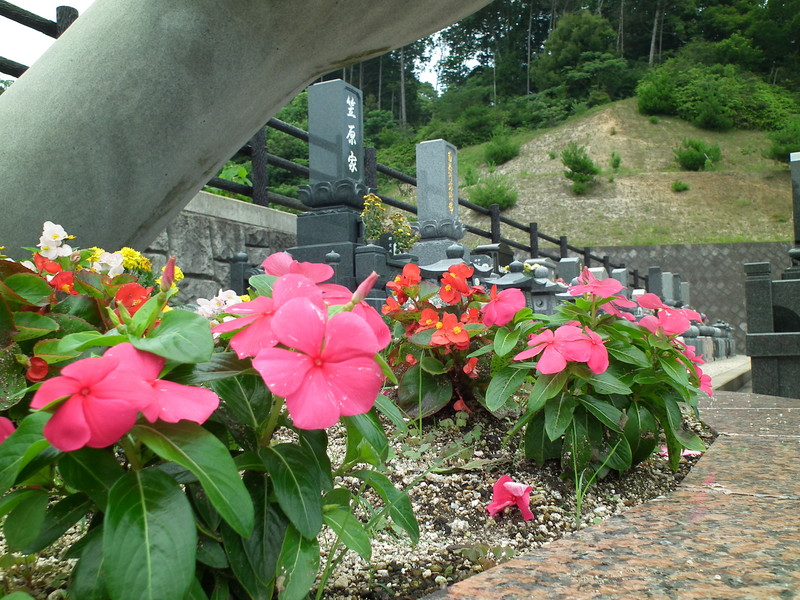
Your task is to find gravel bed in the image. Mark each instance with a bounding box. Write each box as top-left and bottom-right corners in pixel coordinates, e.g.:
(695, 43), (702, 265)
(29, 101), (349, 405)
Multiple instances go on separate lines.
(0, 410), (714, 599)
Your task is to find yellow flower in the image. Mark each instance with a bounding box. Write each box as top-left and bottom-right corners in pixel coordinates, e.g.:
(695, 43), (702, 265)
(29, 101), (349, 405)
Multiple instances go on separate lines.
(240, 294), (251, 302)
(118, 247), (152, 272)
(86, 246), (105, 264)
(0, 246), (5, 258)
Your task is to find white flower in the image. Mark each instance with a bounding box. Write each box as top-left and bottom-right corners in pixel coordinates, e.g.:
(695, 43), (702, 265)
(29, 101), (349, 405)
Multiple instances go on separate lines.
(37, 236), (62, 259)
(92, 251), (125, 277)
(55, 243), (73, 258)
(20, 260), (36, 271)
(217, 289), (242, 307)
(41, 221), (69, 243)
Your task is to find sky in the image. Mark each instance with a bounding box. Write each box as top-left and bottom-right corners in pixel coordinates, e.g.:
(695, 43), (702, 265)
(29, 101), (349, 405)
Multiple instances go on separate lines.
(0, 0), (96, 79)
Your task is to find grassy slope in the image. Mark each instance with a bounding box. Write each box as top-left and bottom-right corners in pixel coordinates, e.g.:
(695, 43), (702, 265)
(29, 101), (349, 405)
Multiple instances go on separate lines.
(455, 98), (793, 249)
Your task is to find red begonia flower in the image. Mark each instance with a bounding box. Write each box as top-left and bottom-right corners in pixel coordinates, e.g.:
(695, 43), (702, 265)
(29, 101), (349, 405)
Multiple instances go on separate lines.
(26, 357), (49, 382)
(115, 282), (153, 316)
(431, 312), (471, 349)
(417, 308), (440, 330)
(386, 263), (422, 302)
(487, 475), (534, 521)
(50, 271), (78, 295)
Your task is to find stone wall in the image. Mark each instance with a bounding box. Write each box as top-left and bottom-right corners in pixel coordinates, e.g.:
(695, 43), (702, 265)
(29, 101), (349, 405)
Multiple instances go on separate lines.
(145, 192), (296, 304)
(592, 241), (793, 350)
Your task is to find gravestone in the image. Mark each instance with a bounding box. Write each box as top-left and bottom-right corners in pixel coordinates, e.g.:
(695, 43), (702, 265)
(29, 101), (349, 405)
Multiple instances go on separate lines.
(647, 266), (663, 298)
(289, 80), (368, 289)
(411, 139), (467, 265)
(784, 152), (800, 279)
(557, 257), (583, 285)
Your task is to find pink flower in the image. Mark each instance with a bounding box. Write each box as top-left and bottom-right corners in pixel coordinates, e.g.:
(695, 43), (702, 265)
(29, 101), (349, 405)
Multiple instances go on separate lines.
(261, 252), (333, 283)
(212, 274), (323, 358)
(639, 310), (691, 337)
(252, 297), (385, 429)
(583, 327), (609, 374)
(514, 325), (590, 374)
(30, 352), (153, 452)
(487, 475), (534, 521)
(0, 417), (15, 444)
(481, 285), (525, 327)
(636, 293), (665, 310)
(657, 446), (703, 458)
(105, 344), (219, 424)
(319, 282), (392, 349)
(352, 271), (379, 304)
(569, 268), (623, 298)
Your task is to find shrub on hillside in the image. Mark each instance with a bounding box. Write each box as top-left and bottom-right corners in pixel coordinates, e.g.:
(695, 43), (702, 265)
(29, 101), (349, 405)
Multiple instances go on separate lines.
(484, 135), (521, 166)
(674, 138), (722, 171)
(767, 116), (800, 162)
(468, 175), (518, 210)
(561, 142), (600, 194)
(671, 179), (690, 192)
(609, 151), (622, 170)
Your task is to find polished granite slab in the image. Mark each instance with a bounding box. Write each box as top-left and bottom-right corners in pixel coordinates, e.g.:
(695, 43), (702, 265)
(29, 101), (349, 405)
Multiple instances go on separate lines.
(424, 391), (800, 600)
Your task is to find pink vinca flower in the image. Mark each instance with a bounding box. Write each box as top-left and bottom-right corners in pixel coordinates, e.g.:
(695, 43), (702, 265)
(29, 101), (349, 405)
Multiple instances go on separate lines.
(105, 344), (219, 424)
(252, 297), (385, 429)
(319, 281), (392, 349)
(0, 417), (15, 444)
(487, 475), (534, 521)
(514, 325), (591, 374)
(30, 352), (153, 452)
(212, 274), (323, 358)
(261, 252), (333, 283)
(582, 327), (609, 374)
(481, 285), (526, 327)
(569, 267), (623, 298)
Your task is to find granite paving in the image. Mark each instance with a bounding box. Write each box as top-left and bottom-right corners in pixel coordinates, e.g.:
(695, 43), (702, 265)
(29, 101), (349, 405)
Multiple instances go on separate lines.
(423, 360), (800, 600)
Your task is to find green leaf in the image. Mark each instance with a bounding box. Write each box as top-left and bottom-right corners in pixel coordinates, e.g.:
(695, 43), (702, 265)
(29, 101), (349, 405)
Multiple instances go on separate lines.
(58, 447), (126, 510)
(128, 296), (166, 337)
(4, 488), (49, 551)
(602, 433), (633, 472)
(104, 469), (196, 600)
(584, 370), (632, 395)
(485, 365), (528, 411)
(343, 410), (389, 467)
(11, 311), (58, 342)
(578, 396), (625, 432)
(172, 352), (252, 385)
(220, 473), (286, 600)
(276, 525), (320, 600)
(420, 356), (448, 375)
(19, 492), (94, 554)
(52, 293), (104, 328)
(0, 295), (15, 348)
(3, 593), (38, 600)
(3, 273), (52, 306)
(260, 444), (323, 539)
(527, 370), (568, 414)
(396, 364), (452, 418)
(248, 274), (277, 298)
(0, 488), (41, 520)
(492, 325), (521, 357)
(659, 355), (690, 388)
(0, 411), (51, 494)
(48, 312), (99, 336)
(197, 535), (229, 569)
(606, 343), (650, 367)
(544, 394), (579, 441)
(408, 327), (435, 346)
(130, 309), (213, 363)
(624, 402), (657, 465)
(69, 528), (109, 600)
(298, 430), (333, 491)
(374, 393), (408, 432)
(660, 397), (706, 453)
(322, 506), (371, 561)
(523, 412), (561, 465)
(352, 470), (419, 543)
(212, 373), (273, 450)
(133, 421), (254, 538)
(72, 271), (106, 300)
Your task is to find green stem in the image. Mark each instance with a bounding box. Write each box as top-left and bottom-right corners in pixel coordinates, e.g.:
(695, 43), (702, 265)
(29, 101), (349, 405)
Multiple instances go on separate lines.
(259, 395), (285, 447)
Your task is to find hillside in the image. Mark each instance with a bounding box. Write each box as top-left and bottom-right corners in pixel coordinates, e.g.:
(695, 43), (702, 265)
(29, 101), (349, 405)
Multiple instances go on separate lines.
(458, 98), (793, 249)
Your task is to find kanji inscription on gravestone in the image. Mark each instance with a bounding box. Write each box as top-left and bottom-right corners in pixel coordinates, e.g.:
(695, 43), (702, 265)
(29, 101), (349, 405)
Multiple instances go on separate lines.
(415, 139), (462, 240)
(308, 79), (364, 184)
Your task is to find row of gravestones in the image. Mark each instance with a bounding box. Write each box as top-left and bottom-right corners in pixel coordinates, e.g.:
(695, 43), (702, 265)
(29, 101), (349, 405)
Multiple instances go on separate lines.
(231, 79), (735, 361)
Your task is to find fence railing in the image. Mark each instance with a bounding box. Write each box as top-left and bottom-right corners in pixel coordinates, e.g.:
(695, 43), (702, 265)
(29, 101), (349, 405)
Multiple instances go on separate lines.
(0, 1), (78, 78)
(209, 119), (647, 289)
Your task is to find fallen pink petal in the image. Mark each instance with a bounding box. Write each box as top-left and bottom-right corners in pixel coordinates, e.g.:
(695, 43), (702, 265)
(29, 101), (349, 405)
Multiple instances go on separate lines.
(487, 474), (534, 521)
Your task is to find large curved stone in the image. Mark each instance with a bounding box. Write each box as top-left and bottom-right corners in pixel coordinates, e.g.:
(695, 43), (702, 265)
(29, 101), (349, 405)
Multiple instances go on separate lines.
(0, 0), (490, 256)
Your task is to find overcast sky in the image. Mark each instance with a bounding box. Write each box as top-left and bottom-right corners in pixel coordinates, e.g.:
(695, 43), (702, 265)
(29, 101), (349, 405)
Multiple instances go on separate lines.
(0, 0), (96, 79)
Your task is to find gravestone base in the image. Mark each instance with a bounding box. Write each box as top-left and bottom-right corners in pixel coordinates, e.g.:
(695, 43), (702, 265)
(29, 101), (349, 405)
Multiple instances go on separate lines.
(412, 239), (471, 267)
(295, 208), (361, 247)
(747, 332), (800, 399)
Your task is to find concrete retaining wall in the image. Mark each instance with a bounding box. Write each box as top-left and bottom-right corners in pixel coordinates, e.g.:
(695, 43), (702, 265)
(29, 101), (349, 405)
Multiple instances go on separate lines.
(145, 192), (296, 304)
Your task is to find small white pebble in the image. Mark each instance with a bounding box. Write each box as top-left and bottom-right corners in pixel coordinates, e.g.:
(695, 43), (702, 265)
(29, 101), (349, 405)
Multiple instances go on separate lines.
(435, 575), (447, 588)
(451, 519), (469, 533)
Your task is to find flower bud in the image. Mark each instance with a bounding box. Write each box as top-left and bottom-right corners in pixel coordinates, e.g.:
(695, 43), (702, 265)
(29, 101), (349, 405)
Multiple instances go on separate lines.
(160, 257), (176, 292)
(352, 271), (379, 304)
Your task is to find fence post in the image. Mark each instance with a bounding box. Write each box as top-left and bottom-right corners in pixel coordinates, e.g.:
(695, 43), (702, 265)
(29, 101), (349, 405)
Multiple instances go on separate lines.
(56, 6), (79, 36)
(528, 222), (538, 258)
(583, 247), (591, 267)
(603, 255), (611, 273)
(490, 204), (501, 244)
(364, 147), (378, 190)
(632, 269), (640, 288)
(250, 127), (269, 207)
(559, 235), (568, 258)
